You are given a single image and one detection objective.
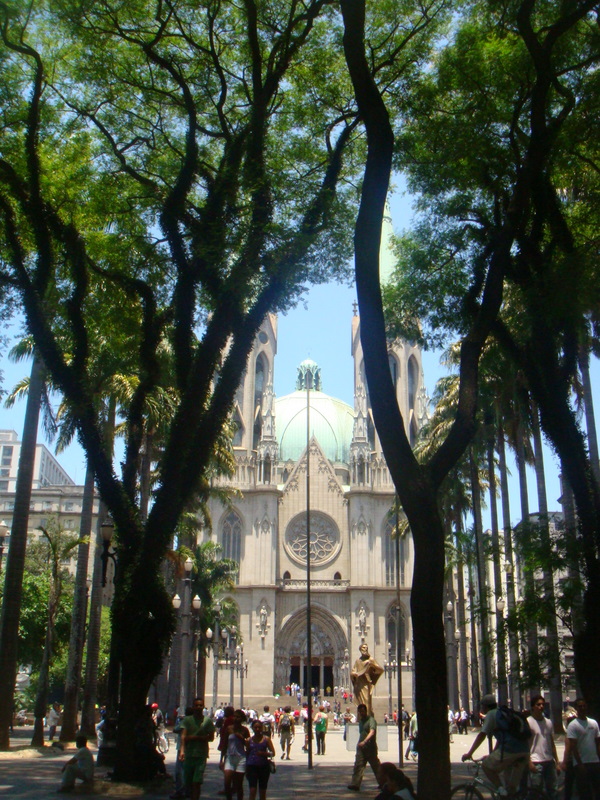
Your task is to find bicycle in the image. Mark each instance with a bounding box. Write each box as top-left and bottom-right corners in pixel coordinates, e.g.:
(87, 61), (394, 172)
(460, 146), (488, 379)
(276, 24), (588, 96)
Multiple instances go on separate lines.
(452, 758), (550, 800)
(155, 728), (170, 754)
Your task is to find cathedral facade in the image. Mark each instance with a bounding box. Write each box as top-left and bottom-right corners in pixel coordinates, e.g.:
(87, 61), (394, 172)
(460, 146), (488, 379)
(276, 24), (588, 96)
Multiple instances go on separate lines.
(200, 211), (429, 712)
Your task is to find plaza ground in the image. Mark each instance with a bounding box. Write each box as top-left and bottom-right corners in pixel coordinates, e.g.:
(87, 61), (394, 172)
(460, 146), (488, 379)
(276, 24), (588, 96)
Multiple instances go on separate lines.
(0, 725), (566, 799)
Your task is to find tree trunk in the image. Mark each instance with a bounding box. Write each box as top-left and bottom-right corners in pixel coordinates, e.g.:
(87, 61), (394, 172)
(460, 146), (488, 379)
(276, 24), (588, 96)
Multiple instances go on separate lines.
(497, 422), (522, 710)
(487, 429), (508, 705)
(530, 405), (563, 732)
(80, 504), (108, 738)
(467, 560), (481, 716)
(60, 460), (95, 742)
(0, 354), (45, 749)
(578, 344), (600, 484)
(515, 425), (541, 694)
(454, 529), (471, 711)
(31, 590), (59, 746)
(470, 450), (493, 693)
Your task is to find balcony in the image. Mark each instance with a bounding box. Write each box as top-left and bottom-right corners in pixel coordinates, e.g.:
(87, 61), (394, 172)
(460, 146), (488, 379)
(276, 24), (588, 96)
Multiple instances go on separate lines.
(279, 578), (350, 591)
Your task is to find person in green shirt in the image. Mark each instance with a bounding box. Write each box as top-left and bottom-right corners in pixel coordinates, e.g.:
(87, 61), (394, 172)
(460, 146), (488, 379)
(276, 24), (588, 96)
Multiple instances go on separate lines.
(348, 703), (381, 791)
(180, 697), (215, 800)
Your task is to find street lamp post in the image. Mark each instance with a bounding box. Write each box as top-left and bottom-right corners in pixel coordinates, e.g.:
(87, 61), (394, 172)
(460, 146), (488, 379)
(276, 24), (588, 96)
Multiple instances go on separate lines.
(235, 644), (248, 707)
(172, 558), (201, 712)
(383, 642), (397, 720)
(206, 599), (222, 711)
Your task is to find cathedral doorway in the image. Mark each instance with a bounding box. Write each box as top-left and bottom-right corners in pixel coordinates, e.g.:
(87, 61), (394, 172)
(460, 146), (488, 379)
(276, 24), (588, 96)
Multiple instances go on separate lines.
(275, 606), (347, 698)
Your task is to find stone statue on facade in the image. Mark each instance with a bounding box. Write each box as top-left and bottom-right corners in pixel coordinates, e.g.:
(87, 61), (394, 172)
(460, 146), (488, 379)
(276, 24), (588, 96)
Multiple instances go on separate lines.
(350, 643), (383, 716)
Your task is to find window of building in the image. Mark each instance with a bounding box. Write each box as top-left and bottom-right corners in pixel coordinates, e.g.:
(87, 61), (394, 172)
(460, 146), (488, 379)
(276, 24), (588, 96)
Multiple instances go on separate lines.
(386, 604), (406, 661)
(64, 502), (74, 511)
(220, 511), (242, 583)
(388, 354), (399, 388)
(384, 516), (406, 587)
(0, 481), (8, 491)
(0, 469), (9, 477)
(408, 355), (419, 412)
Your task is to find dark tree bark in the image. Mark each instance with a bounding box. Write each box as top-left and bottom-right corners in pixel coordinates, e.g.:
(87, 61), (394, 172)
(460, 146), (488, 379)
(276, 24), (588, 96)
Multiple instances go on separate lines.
(0, 355), (45, 749)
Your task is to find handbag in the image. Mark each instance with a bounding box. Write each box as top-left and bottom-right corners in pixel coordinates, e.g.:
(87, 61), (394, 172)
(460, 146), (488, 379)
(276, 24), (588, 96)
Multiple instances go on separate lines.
(269, 759), (277, 774)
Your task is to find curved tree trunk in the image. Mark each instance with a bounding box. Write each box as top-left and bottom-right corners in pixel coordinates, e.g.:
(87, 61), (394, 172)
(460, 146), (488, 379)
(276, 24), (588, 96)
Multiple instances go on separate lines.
(0, 354), (45, 749)
(60, 460), (95, 742)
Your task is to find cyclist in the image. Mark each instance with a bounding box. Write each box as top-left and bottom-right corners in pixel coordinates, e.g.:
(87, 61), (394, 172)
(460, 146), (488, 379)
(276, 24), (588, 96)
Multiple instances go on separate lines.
(152, 703), (168, 753)
(462, 694), (530, 795)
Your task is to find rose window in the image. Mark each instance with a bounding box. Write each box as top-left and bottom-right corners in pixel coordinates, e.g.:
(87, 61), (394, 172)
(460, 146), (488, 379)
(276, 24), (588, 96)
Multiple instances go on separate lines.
(285, 512), (340, 566)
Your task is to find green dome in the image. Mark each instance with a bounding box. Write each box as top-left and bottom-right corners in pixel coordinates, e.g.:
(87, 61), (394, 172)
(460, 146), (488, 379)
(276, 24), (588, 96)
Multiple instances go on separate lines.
(275, 388), (354, 464)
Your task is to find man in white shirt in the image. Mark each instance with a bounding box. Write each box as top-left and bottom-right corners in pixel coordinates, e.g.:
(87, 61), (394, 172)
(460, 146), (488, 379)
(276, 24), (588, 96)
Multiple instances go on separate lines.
(58, 734), (94, 792)
(563, 698), (600, 800)
(527, 695), (559, 800)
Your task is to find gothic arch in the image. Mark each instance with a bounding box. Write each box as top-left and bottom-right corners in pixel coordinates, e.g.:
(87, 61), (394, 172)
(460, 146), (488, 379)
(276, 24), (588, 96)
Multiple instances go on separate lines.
(218, 508), (244, 582)
(407, 355), (419, 412)
(275, 605), (349, 695)
(385, 601), (408, 661)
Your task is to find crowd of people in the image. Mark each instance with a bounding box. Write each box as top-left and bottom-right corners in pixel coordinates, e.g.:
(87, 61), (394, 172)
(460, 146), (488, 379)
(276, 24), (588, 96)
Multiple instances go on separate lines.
(45, 690), (600, 799)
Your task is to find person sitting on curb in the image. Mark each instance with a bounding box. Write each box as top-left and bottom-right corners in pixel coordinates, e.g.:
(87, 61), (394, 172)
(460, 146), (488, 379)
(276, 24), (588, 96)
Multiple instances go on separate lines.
(58, 734), (94, 793)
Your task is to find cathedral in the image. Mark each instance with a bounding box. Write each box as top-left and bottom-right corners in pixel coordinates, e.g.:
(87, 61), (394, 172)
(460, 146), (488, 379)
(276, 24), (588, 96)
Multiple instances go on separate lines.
(200, 207), (429, 713)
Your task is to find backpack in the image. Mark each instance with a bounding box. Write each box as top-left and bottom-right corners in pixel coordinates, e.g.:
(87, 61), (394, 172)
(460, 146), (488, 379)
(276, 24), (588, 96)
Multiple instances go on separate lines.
(495, 706), (532, 748)
(261, 717), (273, 736)
(279, 714), (292, 731)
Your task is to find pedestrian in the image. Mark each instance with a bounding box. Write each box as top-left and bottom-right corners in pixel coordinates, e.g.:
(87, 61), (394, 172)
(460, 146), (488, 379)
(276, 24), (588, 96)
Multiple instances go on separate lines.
(526, 694), (560, 800)
(47, 702), (61, 742)
(259, 706), (276, 738)
(171, 705), (191, 800)
(277, 706), (294, 760)
(314, 706), (328, 755)
(562, 697), (600, 800)
(180, 697), (216, 800)
(223, 710), (250, 800)
(347, 703), (381, 791)
(57, 734), (94, 793)
(406, 713), (418, 761)
(246, 719), (275, 800)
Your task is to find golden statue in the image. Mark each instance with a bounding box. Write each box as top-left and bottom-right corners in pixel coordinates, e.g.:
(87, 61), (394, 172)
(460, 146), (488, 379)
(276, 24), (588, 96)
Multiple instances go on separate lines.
(350, 643), (384, 716)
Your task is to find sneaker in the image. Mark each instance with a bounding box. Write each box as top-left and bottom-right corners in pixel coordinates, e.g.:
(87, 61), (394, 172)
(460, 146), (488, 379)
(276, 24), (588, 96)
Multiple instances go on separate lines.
(281, 753), (285, 759)
(347, 786), (360, 792)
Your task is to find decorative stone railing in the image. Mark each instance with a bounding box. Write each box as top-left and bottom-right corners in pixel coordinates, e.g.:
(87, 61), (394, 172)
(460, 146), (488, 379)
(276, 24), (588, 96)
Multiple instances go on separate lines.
(279, 579), (350, 590)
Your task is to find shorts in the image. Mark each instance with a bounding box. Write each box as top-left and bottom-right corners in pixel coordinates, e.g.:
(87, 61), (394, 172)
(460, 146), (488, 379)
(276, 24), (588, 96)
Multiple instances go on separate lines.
(224, 754), (247, 773)
(280, 730), (292, 742)
(246, 764), (270, 790)
(184, 755), (207, 785)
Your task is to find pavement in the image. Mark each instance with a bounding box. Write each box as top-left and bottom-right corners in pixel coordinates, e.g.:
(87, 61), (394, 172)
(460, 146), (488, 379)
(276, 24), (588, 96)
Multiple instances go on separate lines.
(0, 725), (567, 799)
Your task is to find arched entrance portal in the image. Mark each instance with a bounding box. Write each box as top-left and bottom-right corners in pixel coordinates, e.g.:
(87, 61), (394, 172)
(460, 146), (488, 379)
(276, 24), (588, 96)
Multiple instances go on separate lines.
(275, 607), (348, 698)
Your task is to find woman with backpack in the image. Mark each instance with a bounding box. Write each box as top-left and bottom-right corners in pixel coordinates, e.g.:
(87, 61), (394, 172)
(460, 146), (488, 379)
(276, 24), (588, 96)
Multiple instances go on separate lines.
(314, 706), (328, 755)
